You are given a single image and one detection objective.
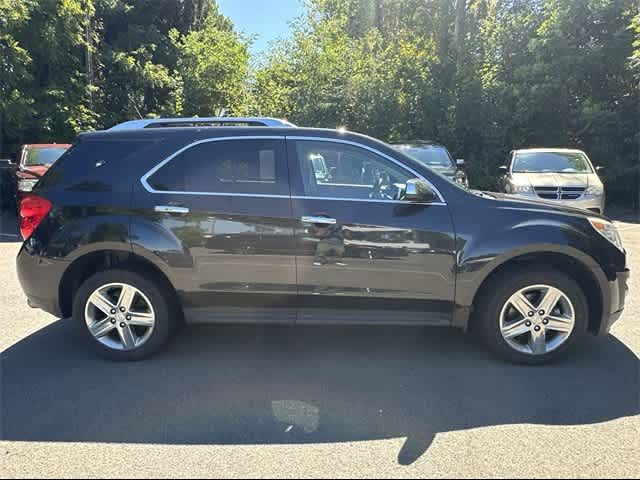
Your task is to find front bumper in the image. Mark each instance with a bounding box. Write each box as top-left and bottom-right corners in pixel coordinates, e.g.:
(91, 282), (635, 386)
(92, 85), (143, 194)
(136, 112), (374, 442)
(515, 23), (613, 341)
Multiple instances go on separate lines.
(512, 193), (605, 213)
(599, 268), (630, 335)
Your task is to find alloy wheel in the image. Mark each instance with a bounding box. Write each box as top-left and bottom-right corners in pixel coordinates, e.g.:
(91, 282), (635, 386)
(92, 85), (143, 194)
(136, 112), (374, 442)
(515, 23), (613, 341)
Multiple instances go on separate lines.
(499, 284), (576, 356)
(84, 283), (156, 351)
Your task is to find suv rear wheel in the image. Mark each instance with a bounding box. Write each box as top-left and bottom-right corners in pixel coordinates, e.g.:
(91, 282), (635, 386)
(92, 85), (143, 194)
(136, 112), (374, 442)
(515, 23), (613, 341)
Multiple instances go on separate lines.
(73, 269), (179, 361)
(477, 268), (588, 364)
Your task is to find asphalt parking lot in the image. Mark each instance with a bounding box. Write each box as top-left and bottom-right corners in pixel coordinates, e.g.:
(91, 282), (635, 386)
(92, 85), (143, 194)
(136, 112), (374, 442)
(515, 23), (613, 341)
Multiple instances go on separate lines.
(0, 209), (638, 478)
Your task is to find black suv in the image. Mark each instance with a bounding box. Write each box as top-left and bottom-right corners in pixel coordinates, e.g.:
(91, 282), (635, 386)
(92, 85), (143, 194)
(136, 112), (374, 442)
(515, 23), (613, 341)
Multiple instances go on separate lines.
(16, 120), (629, 364)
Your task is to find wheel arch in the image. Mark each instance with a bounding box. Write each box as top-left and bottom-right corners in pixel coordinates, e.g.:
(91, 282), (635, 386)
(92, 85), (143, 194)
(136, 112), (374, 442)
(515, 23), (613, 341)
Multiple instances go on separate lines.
(465, 248), (609, 335)
(59, 249), (179, 318)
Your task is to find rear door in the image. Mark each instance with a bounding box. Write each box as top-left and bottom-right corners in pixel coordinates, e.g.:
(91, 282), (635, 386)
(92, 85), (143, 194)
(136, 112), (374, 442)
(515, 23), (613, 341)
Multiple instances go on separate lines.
(287, 137), (457, 325)
(133, 135), (297, 323)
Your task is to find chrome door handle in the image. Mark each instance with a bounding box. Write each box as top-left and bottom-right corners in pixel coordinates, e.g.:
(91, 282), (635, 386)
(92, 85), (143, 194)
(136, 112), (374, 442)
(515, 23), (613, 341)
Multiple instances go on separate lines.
(301, 216), (337, 225)
(155, 205), (190, 214)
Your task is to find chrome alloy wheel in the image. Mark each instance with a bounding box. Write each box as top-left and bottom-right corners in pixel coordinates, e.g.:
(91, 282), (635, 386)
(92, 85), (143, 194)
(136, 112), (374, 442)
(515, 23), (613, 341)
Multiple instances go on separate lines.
(84, 283), (156, 351)
(499, 284), (576, 356)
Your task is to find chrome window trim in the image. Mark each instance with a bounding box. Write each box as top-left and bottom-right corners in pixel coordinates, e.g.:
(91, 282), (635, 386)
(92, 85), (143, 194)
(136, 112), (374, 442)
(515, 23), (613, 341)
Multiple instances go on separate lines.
(292, 196), (446, 206)
(140, 136), (287, 195)
(141, 135), (447, 206)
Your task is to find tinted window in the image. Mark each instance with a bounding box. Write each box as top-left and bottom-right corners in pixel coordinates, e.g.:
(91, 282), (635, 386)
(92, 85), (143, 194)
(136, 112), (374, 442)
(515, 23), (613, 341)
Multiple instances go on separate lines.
(37, 138), (156, 190)
(148, 139), (286, 195)
(295, 141), (411, 201)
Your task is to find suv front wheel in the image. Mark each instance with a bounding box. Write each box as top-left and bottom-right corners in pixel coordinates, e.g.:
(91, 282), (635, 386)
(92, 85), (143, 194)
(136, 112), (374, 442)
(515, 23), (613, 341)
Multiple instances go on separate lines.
(477, 268), (588, 364)
(73, 269), (179, 361)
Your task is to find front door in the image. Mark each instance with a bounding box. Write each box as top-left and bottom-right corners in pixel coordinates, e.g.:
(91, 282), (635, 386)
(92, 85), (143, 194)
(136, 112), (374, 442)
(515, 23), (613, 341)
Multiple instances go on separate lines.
(134, 135), (297, 323)
(287, 137), (456, 325)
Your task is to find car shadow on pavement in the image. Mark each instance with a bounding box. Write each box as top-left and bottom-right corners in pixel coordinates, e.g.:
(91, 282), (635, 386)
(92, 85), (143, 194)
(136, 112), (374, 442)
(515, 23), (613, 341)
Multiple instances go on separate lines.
(1, 322), (638, 465)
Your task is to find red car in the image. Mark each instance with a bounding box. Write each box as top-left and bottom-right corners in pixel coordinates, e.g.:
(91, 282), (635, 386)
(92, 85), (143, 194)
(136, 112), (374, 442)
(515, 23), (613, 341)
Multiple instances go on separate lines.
(16, 143), (71, 194)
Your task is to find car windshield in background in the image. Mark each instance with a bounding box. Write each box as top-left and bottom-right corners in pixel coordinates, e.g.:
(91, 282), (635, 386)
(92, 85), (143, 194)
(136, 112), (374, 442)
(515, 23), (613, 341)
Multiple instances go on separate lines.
(394, 145), (453, 168)
(24, 147), (68, 167)
(513, 152), (593, 174)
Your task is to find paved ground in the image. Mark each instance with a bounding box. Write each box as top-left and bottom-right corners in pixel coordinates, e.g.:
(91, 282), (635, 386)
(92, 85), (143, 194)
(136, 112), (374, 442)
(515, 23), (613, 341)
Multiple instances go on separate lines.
(0, 210), (638, 478)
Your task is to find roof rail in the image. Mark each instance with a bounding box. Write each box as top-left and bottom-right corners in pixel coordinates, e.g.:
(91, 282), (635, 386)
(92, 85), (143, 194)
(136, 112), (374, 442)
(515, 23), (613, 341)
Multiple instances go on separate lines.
(109, 117), (296, 131)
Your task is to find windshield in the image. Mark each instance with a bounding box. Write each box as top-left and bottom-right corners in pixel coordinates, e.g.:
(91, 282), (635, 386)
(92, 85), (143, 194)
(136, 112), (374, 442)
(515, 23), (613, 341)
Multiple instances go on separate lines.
(393, 144), (454, 168)
(513, 152), (593, 174)
(23, 147), (68, 167)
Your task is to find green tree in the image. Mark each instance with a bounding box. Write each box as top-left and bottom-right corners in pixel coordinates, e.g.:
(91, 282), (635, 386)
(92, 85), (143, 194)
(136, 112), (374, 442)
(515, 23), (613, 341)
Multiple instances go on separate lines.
(171, 8), (250, 116)
(0, 0), (33, 156)
(253, 0), (638, 207)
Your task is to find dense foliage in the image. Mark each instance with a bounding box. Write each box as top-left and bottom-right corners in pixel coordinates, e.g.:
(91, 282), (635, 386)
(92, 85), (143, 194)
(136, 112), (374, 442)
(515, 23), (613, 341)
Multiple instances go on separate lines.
(1, 0), (638, 206)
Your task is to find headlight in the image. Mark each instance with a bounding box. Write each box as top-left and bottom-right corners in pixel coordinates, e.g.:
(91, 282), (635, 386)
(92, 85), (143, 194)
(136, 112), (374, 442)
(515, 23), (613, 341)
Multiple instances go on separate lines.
(513, 184), (533, 194)
(589, 218), (624, 252)
(585, 184), (603, 195)
(17, 178), (39, 192)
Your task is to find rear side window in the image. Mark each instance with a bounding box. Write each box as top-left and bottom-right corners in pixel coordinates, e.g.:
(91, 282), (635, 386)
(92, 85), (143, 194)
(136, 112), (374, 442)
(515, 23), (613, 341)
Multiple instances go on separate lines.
(23, 147), (68, 167)
(147, 139), (288, 195)
(38, 138), (157, 190)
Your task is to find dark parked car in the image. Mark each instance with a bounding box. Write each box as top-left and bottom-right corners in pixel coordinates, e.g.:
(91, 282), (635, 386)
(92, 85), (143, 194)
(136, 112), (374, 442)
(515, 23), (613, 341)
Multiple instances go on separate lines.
(391, 141), (469, 187)
(16, 119), (629, 364)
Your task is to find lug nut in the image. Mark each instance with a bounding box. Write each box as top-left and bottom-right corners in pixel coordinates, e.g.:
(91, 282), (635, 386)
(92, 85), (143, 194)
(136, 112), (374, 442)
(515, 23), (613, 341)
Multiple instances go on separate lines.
(525, 321), (532, 327)
(120, 322), (126, 328)
(126, 314), (132, 321)
(528, 311), (535, 317)
(110, 309), (116, 315)
(120, 306), (126, 313)
(538, 310), (545, 316)
(110, 319), (116, 324)
(543, 319), (549, 325)
(534, 326), (541, 332)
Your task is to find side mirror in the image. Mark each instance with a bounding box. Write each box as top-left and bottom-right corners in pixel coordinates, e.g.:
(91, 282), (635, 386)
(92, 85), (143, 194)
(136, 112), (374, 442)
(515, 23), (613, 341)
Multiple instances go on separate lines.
(404, 178), (437, 203)
(499, 165), (508, 174)
(456, 159), (465, 168)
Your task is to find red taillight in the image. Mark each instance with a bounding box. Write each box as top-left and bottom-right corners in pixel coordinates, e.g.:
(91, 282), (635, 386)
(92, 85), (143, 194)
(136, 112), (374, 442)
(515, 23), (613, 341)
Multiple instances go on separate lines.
(19, 194), (52, 240)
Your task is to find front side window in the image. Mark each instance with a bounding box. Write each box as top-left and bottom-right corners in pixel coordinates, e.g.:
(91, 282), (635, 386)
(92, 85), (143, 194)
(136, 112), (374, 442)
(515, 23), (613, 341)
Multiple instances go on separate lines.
(148, 139), (287, 195)
(513, 152), (593, 174)
(295, 141), (412, 201)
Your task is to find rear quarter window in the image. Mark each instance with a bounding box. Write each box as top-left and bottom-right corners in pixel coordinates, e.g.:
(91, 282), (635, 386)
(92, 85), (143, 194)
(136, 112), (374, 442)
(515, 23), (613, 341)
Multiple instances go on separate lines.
(38, 138), (159, 191)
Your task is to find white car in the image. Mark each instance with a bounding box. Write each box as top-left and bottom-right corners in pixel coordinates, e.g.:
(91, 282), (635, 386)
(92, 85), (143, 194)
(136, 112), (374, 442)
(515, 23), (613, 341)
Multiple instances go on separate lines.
(500, 148), (605, 214)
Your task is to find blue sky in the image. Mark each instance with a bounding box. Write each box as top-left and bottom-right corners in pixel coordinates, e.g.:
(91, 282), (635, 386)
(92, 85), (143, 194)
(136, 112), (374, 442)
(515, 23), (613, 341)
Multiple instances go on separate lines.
(217, 0), (305, 57)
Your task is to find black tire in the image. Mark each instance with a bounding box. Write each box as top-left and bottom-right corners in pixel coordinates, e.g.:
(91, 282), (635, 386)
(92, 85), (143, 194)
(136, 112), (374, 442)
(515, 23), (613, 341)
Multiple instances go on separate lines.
(476, 268), (589, 365)
(73, 269), (180, 361)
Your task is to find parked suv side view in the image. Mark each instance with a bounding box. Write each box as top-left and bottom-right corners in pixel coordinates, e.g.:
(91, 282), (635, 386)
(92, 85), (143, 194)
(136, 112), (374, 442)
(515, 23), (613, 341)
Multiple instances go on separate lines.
(16, 124), (629, 364)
